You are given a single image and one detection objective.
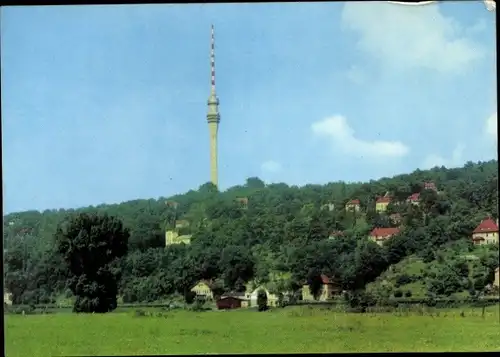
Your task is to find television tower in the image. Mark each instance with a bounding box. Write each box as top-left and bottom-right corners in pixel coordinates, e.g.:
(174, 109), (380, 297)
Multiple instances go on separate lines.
(207, 24), (220, 188)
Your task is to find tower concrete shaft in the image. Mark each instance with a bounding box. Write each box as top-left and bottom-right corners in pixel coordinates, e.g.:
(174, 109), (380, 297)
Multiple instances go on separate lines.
(207, 24), (220, 188)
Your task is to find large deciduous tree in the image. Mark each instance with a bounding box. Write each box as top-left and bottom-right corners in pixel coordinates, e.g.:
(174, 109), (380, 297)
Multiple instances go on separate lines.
(54, 213), (129, 313)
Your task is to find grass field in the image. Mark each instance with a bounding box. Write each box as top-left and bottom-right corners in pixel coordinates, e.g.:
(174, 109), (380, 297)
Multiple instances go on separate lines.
(5, 305), (500, 355)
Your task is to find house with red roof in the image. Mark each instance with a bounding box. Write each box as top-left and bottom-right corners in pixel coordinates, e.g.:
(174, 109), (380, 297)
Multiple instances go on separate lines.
(375, 196), (391, 213)
(345, 199), (360, 212)
(407, 192), (420, 205)
(472, 218), (499, 245)
(369, 227), (400, 246)
(301, 274), (342, 302)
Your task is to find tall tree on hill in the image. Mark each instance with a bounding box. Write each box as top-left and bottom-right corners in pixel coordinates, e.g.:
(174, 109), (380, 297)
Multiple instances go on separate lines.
(54, 213), (129, 313)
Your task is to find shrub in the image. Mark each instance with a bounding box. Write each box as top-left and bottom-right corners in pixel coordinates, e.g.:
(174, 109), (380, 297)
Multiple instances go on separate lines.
(395, 274), (413, 288)
(191, 298), (207, 312)
(345, 291), (376, 312)
(184, 291), (196, 305)
(134, 309), (146, 317)
(405, 290), (412, 298)
(393, 290), (403, 298)
(425, 293), (437, 307)
(277, 293), (286, 308)
(257, 289), (268, 311)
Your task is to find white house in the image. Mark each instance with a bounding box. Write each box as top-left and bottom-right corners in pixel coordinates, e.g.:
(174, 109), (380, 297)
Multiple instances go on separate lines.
(249, 287), (279, 307)
(4, 290), (13, 306)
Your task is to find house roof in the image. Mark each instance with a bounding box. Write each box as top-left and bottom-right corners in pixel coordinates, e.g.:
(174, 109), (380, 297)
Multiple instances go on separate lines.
(191, 280), (214, 290)
(473, 218), (499, 234)
(346, 199), (360, 205)
(376, 196), (391, 204)
(217, 295), (244, 302)
(222, 292), (246, 298)
(370, 227), (400, 237)
(319, 274), (339, 284)
(302, 274), (339, 286)
(320, 274), (330, 284)
(407, 193), (420, 201)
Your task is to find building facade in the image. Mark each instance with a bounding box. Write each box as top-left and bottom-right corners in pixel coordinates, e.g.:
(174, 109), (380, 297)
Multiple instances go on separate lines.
(191, 281), (214, 300)
(345, 199), (360, 212)
(472, 218), (499, 245)
(369, 227), (400, 246)
(165, 230), (192, 246)
(375, 197), (391, 212)
(302, 275), (341, 302)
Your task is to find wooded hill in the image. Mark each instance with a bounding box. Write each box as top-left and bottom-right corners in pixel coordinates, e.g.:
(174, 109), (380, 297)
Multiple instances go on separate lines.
(3, 160), (499, 305)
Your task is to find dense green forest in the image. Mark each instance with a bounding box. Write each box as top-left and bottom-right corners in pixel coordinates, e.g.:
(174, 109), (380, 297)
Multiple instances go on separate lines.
(3, 160), (499, 306)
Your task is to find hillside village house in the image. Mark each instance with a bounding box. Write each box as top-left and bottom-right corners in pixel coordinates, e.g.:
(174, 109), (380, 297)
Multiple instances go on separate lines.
(494, 267), (499, 288)
(249, 287), (279, 307)
(191, 281), (214, 300)
(405, 182), (438, 205)
(4, 290), (13, 306)
(216, 295), (245, 310)
(375, 197), (391, 213)
(302, 275), (341, 302)
(369, 227), (400, 246)
(165, 230), (192, 246)
(217, 292), (249, 309)
(345, 199), (360, 212)
(471, 218), (499, 245)
(407, 193), (420, 205)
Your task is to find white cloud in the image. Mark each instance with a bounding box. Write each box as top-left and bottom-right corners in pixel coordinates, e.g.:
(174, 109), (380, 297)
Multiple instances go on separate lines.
(311, 115), (409, 159)
(421, 143), (465, 169)
(485, 112), (497, 141)
(341, 2), (485, 74)
(261, 160), (282, 174)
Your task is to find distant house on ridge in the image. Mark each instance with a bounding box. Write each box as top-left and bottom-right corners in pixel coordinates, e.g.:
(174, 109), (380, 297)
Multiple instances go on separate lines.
(375, 197), (391, 213)
(345, 199), (360, 212)
(472, 218), (499, 246)
(369, 227), (400, 246)
(407, 193), (420, 205)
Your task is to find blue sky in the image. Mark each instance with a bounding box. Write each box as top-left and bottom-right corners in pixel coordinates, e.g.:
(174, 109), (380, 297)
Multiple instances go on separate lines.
(1, 2), (497, 213)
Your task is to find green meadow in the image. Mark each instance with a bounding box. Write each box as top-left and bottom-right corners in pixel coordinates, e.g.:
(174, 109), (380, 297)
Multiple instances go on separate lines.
(5, 305), (500, 356)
